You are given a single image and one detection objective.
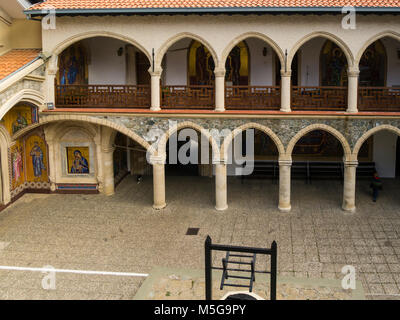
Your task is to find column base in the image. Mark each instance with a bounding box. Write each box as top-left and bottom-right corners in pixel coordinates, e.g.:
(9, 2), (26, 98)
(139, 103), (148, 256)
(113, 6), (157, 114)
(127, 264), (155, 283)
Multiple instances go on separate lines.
(278, 204), (291, 212)
(280, 108), (291, 113)
(346, 108), (358, 113)
(214, 107), (225, 112)
(215, 204), (228, 211)
(342, 204), (356, 213)
(153, 203), (166, 210)
(150, 106), (161, 112)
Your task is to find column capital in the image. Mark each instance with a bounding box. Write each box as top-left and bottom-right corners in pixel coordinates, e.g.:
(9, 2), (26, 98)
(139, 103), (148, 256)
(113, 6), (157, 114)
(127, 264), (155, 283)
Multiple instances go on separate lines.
(212, 158), (227, 165)
(47, 68), (58, 76)
(280, 70), (292, 77)
(343, 160), (358, 167)
(347, 68), (360, 77)
(149, 154), (166, 165)
(278, 159), (292, 166)
(214, 67), (226, 77)
(102, 146), (115, 154)
(149, 68), (163, 77)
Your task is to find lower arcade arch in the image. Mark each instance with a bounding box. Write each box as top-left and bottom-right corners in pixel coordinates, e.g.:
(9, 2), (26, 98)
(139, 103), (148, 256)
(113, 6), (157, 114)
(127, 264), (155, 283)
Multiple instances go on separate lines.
(353, 126), (400, 207)
(163, 127), (216, 207)
(289, 129), (348, 210)
(225, 127), (280, 208)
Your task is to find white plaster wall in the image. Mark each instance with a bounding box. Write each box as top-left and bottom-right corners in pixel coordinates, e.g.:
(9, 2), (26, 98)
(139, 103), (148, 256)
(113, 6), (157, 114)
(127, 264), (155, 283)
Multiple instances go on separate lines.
(84, 37), (127, 85)
(43, 14), (400, 71)
(164, 38), (191, 85)
(299, 37), (325, 86)
(247, 38), (274, 86)
(383, 37), (400, 87)
(373, 131), (398, 178)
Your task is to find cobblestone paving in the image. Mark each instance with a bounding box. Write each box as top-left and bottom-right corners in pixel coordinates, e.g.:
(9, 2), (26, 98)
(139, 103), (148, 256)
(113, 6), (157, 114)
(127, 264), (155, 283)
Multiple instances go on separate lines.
(0, 175), (399, 299)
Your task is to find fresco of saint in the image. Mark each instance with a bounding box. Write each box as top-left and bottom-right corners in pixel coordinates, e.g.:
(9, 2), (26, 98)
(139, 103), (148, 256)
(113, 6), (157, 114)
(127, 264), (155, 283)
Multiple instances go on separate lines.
(12, 113), (28, 134)
(12, 147), (23, 185)
(30, 141), (46, 178)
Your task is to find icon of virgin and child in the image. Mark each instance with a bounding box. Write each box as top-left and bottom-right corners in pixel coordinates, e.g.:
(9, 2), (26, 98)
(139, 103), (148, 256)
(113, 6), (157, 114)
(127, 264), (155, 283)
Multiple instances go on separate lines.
(70, 149), (89, 174)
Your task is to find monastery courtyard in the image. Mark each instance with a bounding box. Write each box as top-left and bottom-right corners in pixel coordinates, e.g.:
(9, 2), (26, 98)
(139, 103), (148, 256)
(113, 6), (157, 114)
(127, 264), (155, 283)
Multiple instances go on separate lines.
(0, 175), (399, 300)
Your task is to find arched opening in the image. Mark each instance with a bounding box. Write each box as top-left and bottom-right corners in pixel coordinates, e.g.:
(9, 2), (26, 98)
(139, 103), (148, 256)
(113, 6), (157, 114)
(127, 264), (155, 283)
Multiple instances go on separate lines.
(226, 128), (279, 208)
(357, 37), (400, 111)
(355, 129), (400, 206)
(111, 131), (152, 205)
(56, 36), (151, 109)
(291, 37), (350, 111)
(290, 129), (346, 208)
(164, 127), (215, 206)
(160, 38), (216, 109)
(224, 38), (281, 110)
(1, 102), (48, 201)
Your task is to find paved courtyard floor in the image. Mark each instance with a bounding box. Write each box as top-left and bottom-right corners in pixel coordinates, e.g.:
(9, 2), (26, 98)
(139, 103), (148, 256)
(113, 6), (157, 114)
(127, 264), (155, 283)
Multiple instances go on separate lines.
(0, 175), (399, 299)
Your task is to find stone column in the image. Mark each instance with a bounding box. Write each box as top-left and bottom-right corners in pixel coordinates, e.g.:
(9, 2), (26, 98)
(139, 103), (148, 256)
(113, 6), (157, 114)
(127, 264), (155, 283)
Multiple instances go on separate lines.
(214, 68), (226, 112)
(95, 142), (104, 193)
(102, 147), (115, 196)
(342, 160), (358, 212)
(45, 138), (57, 192)
(151, 155), (166, 209)
(150, 69), (162, 111)
(347, 69), (359, 113)
(278, 159), (292, 212)
(45, 68), (57, 110)
(215, 160), (228, 211)
(280, 70), (291, 112)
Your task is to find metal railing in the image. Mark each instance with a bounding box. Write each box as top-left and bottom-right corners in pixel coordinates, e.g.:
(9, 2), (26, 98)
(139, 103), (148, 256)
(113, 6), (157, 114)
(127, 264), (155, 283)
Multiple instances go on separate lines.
(205, 235), (277, 300)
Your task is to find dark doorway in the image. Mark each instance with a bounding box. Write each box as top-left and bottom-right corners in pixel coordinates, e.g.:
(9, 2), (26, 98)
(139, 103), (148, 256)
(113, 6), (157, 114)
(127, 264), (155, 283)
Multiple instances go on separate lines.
(165, 133), (199, 176)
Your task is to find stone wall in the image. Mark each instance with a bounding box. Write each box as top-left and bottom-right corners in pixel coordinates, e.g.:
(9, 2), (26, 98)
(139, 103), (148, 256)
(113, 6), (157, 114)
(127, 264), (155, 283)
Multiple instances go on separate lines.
(38, 113), (400, 156)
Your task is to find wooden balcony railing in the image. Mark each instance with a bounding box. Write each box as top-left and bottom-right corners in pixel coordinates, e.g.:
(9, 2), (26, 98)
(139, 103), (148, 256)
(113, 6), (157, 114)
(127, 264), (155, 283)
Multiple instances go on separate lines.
(225, 86), (280, 110)
(56, 85), (151, 108)
(292, 86), (347, 111)
(161, 85), (214, 109)
(358, 87), (400, 111)
(54, 84), (400, 112)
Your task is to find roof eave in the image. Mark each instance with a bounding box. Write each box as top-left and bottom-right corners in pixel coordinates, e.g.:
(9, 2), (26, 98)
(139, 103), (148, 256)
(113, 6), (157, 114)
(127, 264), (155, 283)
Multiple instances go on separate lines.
(24, 6), (400, 17)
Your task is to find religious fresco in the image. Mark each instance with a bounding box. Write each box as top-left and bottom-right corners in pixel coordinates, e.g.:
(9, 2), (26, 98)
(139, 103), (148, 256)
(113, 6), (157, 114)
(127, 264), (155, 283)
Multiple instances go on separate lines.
(188, 41), (215, 85)
(10, 141), (24, 190)
(320, 40), (386, 87)
(25, 134), (48, 183)
(8, 128), (50, 193)
(320, 41), (348, 86)
(0, 104), (38, 136)
(359, 40), (386, 87)
(57, 42), (88, 85)
(66, 147), (90, 174)
(188, 40), (249, 85)
(225, 41), (249, 85)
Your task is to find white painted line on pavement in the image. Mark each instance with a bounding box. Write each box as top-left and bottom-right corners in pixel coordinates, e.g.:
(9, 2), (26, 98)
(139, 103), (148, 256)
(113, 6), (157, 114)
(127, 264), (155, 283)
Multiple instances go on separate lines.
(0, 265), (149, 277)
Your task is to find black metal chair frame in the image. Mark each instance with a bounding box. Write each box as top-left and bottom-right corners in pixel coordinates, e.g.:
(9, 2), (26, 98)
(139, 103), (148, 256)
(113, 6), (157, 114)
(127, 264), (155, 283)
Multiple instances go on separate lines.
(204, 236), (277, 300)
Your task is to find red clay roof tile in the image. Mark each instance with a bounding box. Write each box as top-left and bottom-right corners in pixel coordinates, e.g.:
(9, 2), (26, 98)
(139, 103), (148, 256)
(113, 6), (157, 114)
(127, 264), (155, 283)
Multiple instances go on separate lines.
(0, 49), (41, 81)
(28, 0), (400, 10)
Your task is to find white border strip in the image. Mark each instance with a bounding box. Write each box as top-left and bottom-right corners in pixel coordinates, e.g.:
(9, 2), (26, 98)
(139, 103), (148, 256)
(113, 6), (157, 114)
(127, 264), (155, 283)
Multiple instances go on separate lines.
(0, 265), (148, 277)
